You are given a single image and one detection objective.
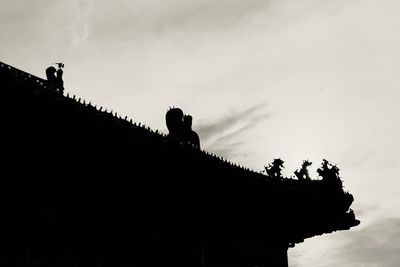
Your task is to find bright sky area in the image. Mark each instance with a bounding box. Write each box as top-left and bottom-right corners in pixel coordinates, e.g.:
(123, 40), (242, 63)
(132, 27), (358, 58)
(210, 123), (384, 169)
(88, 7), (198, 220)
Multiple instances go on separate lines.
(1, 0), (399, 266)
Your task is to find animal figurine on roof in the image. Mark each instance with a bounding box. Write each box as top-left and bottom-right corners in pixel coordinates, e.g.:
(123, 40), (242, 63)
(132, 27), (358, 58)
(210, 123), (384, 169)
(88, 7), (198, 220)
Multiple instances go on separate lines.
(45, 63), (64, 93)
(165, 108), (201, 148)
(183, 115), (200, 148)
(317, 159), (342, 185)
(294, 160), (312, 180)
(265, 158), (285, 179)
(166, 108), (184, 141)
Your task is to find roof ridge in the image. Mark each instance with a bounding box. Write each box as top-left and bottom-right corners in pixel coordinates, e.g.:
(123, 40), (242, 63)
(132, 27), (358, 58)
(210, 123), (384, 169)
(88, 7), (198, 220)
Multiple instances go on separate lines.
(1, 61), (264, 176)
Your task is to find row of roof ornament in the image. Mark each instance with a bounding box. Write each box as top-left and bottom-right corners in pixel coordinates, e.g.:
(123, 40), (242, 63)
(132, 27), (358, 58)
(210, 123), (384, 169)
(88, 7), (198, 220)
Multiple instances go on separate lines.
(1, 61), (348, 183)
(1, 61), (263, 175)
(1, 62), (48, 89)
(0, 61), (344, 181)
(263, 158), (344, 185)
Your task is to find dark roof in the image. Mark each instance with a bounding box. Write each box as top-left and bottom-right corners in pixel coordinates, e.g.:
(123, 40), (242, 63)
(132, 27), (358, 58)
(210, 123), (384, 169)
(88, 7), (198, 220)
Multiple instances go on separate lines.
(0, 61), (359, 264)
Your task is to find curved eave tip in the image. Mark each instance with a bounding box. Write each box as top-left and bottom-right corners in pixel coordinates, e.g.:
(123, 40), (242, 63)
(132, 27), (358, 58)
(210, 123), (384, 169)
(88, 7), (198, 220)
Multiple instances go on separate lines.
(352, 219), (361, 227)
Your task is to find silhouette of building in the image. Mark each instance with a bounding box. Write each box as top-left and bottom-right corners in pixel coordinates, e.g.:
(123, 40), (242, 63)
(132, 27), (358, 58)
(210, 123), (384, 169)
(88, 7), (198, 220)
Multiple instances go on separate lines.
(0, 61), (359, 267)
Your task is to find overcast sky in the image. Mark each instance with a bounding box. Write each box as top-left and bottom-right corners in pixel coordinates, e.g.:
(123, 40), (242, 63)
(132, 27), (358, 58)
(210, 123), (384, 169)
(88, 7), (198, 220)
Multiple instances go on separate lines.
(1, 0), (400, 266)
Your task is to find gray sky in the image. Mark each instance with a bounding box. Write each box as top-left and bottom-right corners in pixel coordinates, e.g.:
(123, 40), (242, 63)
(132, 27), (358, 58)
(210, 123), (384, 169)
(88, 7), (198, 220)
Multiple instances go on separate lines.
(1, 0), (400, 265)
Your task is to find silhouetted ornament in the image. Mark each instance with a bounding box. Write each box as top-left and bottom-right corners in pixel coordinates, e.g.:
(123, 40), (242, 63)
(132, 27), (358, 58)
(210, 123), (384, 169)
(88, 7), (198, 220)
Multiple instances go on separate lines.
(317, 159), (342, 185)
(265, 158), (284, 179)
(294, 160), (313, 180)
(166, 108), (184, 140)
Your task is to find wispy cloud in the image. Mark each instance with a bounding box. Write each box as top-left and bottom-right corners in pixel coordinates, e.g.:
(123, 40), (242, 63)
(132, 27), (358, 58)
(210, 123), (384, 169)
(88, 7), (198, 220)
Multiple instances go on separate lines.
(329, 217), (400, 267)
(149, 0), (270, 34)
(196, 103), (269, 140)
(290, 216), (400, 267)
(70, 0), (96, 46)
(80, 0), (271, 43)
(195, 103), (270, 158)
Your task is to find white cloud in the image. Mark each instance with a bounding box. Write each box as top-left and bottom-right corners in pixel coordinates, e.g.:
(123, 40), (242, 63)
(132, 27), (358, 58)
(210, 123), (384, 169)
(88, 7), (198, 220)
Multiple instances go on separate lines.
(333, 217), (400, 267)
(195, 103), (270, 159)
(289, 203), (400, 266)
(70, 0), (96, 46)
